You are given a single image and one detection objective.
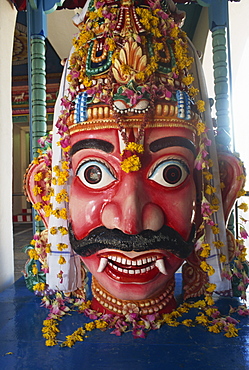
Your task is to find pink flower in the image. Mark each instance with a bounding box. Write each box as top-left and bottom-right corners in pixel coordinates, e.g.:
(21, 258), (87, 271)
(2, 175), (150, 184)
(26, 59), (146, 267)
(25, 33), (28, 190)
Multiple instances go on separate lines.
(201, 202), (213, 217)
(240, 226), (248, 239)
(61, 96), (72, 110)
(132, 327), (146, 339)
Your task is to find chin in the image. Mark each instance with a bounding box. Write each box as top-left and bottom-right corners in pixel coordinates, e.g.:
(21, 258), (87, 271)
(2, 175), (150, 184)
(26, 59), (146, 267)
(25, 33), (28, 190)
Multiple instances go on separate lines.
(80, 248), (183, 301)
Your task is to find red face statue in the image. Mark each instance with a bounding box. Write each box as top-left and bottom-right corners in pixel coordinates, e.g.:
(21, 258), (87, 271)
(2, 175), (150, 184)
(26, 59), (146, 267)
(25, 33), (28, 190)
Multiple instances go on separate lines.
(69, 125), (197, 303)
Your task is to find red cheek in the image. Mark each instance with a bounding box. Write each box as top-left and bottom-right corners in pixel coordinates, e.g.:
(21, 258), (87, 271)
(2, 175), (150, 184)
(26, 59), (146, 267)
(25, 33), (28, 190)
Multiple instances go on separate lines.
(69, 177), (105, 239)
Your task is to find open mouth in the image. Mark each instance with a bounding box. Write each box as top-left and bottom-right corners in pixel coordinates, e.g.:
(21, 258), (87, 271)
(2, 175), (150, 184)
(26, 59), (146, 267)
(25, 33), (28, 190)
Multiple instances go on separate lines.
(96, 252), (167, 283)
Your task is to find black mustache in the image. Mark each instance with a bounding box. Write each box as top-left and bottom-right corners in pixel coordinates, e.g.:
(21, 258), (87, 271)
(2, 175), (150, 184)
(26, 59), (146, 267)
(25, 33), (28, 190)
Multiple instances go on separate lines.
(69, 224), (195, 259)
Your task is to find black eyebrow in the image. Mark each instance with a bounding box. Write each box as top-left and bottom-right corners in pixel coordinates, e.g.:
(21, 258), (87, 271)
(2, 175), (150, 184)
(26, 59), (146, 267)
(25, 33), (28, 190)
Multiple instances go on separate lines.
(149, 137), (196, 157)
(71, 139), (114, 156)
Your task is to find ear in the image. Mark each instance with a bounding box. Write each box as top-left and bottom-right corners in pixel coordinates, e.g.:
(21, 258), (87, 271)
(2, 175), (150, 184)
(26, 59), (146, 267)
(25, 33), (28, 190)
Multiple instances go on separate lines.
(218, 152), (245, 223)
(24, 157), (51, 228)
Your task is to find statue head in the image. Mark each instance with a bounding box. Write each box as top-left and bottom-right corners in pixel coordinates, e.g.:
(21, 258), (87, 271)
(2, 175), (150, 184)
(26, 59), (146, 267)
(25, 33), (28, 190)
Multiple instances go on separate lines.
(25, 0), (245, 315)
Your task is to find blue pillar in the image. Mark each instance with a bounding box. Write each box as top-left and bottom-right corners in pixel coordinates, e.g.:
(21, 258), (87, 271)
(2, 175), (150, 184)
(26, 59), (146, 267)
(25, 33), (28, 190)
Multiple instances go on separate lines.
(197, 0), (230, 146)
(27, 0), (65, 232)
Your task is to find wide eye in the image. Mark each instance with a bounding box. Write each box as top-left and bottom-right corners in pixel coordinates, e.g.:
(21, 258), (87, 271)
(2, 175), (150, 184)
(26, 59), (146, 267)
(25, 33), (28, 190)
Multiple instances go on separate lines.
(149, 160), (189, 187)
(76, 160), (116, 189)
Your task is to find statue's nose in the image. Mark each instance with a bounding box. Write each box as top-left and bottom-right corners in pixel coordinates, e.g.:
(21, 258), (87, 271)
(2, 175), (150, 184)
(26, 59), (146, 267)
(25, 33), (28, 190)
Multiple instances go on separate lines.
(101, 174), (164, 234)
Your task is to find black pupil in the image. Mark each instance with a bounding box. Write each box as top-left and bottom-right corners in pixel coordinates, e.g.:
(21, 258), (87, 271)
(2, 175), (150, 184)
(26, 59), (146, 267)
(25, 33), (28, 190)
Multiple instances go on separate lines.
(84, 165), (102, 184)
(163, 165), (182, 184)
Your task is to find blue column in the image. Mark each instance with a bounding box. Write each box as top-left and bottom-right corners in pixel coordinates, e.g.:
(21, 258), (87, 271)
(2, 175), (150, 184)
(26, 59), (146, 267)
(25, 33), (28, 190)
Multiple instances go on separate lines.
(197, 0), (230, 146)
(27, 0), (65, 232)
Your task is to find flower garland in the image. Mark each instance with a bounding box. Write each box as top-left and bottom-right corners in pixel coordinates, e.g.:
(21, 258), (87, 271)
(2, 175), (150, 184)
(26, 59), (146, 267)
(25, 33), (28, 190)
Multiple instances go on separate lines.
(40, 291), (249, 347)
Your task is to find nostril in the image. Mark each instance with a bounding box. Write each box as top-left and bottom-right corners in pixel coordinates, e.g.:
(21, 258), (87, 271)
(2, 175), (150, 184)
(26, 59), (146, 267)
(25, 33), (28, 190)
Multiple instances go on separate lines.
(142, 203), (164, 231)
(101, 203), (121, 230)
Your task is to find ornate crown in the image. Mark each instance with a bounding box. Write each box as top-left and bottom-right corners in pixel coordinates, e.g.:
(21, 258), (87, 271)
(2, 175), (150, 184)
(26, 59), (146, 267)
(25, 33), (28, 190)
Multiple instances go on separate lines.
(62, 0), (202, 138)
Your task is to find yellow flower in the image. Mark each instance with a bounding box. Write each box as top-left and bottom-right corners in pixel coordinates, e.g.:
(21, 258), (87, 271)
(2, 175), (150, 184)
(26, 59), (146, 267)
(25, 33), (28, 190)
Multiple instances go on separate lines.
(59, 208), (68, 220)
(219, 253), (226, 263)
(224, 324), (239, 338)
(35, 215), (42, 221)
(196, 100), (206, 113)
(205, 185), (216, 195)
(61, 161), (69, 170)
(121, 155), (142, 173)
(44, 204), (52, 217)
(182, 75), (194, 86)
(45, 243), (51, 253)
(58, 227), (68, 235)
(33, 282), (46, 291)
(205, 295), (215, 306)
(33, 157), (39, 165)
(200, 261), (215, 276)
(206, 283), (216, 293)
(57, 243), (68, 251)
(203, 171), (213, 181)
(181, 319), (193, 327)
(50, 227), (57, 235)
(124, 142), (144, 154)
(205, 308), (218, 317)
(188, 86), (199, 97)
(237, 189), (246, 198)
(106, 38), (116, 51)
(195, 313), (210, 325)
(33, 202), (42, 210)
(83, 77), (92, 88)
(45, 339), (57, 346)
(211, 225), (220, 235)
(32, 264), (38, 275)
(208, 324), (221, 333)
(58, 256), (66, 265)
(220, 181), (225, 190)
(33, 185), (42, 196)
(95, 320), (108, 329)
(238, 203), (248, 212)
(28, 249), (39, 260)
(213, 240), (224, 249)
(196, 121), (206, 136)
(34, 172), (43, 182)
(85, 322), (96, 331)
(169, 26), (179, 38)
(78, 300), (92, 311)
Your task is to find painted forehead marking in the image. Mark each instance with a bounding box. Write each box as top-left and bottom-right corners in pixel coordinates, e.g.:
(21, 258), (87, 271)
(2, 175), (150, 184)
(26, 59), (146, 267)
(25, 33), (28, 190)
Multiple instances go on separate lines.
(71, 139), (114, 156)
(149, 137), (196, 157)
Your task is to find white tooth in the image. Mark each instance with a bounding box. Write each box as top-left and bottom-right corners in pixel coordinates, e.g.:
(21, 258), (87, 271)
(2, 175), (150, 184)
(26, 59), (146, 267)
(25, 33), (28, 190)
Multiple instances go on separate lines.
(117, 267), (123, 272)
(147, 257), (152, 263)
(135, 269), (141, 274)
(141, 268), (146, 273)
(117, 257), (122, 263)
(113, 264), (118, 270)
(111, 256), (117, 262)
(122, 258), (127, 265)
(155, 259), (167, 275)
(142, 259), (147, 264)
(123, 269), (128, 274)
(128, 270), (135, 274)
(145, 266), (150, 272)
(97, 258), (108, 273)
(126, 260), (132, 266)
(137, 259), (142, 266)
(132, 260), (137, 266)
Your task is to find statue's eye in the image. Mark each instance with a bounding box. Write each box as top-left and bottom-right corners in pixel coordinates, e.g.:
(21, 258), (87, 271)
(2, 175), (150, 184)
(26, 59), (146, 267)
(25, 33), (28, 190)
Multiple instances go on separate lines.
(77, 160), (116, 189)
(149, 160), (189, 188)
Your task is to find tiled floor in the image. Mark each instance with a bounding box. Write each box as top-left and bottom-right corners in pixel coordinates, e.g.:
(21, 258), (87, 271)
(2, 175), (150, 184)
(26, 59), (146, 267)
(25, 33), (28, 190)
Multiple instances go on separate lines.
(13, 222), (33, 281)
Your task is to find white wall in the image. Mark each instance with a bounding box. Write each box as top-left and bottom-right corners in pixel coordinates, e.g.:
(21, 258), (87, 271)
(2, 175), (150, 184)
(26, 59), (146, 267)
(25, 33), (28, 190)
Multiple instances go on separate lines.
(0, 0), (17, 291)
